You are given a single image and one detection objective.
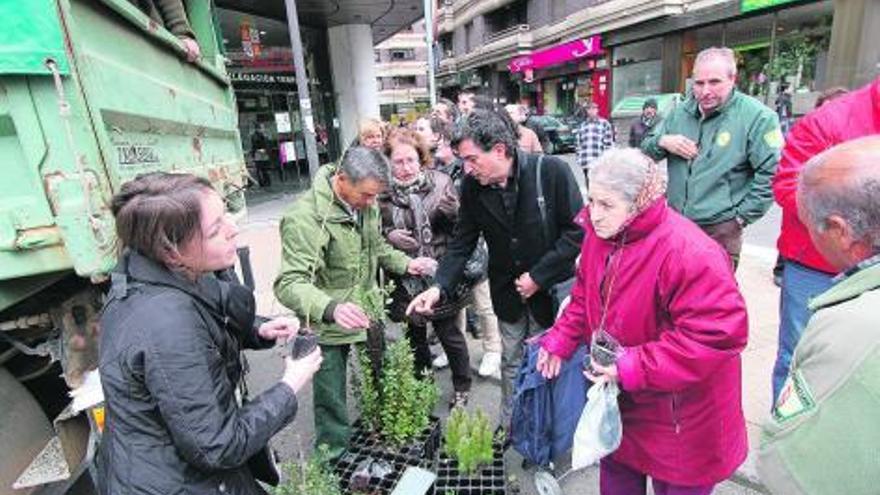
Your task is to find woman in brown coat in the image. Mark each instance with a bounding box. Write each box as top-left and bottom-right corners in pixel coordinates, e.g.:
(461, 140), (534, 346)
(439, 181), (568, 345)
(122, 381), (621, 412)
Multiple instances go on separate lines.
(379, 129), (471, 408)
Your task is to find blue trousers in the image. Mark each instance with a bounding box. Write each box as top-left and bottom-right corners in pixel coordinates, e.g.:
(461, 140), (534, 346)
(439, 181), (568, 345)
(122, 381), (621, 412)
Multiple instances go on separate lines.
(771, 260), (834, 403)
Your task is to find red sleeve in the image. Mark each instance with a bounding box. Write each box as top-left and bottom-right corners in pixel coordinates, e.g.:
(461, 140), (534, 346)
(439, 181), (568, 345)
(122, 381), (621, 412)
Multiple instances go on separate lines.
(772, 111), (836, 212)
(541, 213), (591, 360)
(617, 243), (748, 393)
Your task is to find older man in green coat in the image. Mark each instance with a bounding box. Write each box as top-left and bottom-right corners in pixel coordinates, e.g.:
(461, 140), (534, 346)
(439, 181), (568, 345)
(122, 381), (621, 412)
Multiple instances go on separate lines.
(642, 47), (782, 268)
(759, 137), (880, 494)
(274, 147), (436, 457)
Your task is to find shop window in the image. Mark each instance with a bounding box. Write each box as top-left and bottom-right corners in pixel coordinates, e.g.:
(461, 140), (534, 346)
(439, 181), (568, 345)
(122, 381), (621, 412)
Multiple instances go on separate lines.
(613, 38), (662, 66)
(612, 60), (663, 108)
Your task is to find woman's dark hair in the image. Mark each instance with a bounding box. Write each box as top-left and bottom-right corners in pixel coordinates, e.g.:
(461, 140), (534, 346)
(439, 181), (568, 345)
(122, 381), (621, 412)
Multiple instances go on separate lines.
(435, 97), (459, 122)
(111, 172), (214, 265)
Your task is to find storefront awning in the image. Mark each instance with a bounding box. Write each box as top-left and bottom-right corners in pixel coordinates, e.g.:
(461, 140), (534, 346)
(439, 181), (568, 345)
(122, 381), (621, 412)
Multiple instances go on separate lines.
(508, 35), (602, 73)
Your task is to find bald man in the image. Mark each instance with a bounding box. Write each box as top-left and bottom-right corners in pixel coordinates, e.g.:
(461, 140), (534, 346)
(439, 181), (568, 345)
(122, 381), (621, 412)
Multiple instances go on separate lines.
(759, 136), (880, 495)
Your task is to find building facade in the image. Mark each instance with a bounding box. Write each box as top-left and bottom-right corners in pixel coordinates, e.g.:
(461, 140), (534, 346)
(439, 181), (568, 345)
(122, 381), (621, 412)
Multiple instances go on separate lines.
(375, 20), (432, 124)
(434, 0), (878, 120)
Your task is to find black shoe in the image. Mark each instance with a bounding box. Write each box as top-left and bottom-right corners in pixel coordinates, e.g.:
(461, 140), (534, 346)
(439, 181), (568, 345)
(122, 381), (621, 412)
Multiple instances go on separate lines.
(449, 391), (469, 409)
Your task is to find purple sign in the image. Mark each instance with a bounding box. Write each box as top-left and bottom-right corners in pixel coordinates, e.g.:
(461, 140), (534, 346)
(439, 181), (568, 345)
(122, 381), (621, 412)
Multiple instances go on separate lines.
(508, 35), (603, 73)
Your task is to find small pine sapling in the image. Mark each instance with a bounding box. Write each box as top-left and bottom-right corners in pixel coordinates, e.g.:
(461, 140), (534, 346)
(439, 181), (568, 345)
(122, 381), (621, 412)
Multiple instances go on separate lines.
(443, 408), (495, 475)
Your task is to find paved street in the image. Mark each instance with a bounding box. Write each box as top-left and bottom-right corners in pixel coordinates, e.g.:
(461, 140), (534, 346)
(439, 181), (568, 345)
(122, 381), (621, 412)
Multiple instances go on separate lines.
(239, 154), (775, 494)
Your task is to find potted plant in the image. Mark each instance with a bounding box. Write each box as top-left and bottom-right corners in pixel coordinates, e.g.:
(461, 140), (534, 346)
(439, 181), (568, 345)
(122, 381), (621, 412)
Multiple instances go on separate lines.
(273, 445), (343, 495)
(436, 408), (507, 494)
(351, 336), (440, 461)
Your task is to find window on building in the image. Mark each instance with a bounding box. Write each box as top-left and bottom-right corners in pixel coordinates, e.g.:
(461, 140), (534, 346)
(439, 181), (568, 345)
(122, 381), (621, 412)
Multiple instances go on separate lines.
(393, 76), (418, 88)
(439, 33), (453, 58)
(464, 21), (474, 52)
(391, 49), (416, 61)
(374, 50), (381, 62)
(484, 0), (528, 38)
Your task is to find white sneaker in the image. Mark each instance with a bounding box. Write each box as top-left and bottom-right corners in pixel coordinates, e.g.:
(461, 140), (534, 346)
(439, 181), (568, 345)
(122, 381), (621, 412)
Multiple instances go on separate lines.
(478, 351), (501, 377)
(432, 352), (449, 369)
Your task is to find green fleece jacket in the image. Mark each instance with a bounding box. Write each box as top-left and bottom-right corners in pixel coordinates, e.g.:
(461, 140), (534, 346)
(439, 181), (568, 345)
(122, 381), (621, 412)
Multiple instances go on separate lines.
(273, 165), (410, 345)
(758, 257), (880, 494)
(642, 90), (782, 225)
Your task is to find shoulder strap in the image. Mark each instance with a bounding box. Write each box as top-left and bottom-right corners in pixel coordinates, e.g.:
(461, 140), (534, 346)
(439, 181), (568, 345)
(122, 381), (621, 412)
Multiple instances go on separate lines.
(535, 155), (552, 248)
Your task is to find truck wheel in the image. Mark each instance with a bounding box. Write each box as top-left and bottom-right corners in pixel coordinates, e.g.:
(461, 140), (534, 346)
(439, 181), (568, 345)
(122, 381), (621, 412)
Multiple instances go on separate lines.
(0, 367), (53, 495)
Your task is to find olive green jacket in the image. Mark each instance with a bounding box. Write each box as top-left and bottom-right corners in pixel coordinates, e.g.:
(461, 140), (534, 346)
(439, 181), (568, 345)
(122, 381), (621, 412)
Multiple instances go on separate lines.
(642, 90), (783, 226)
(759, 257), (880, 494)
(273, 165), (410, 345)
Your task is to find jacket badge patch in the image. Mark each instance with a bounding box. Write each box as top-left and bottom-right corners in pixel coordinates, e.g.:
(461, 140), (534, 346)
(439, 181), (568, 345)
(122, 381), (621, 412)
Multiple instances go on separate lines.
(764, 128), (785, 148)
(772, 369), (816, 423)
(716, 131), (732, 147)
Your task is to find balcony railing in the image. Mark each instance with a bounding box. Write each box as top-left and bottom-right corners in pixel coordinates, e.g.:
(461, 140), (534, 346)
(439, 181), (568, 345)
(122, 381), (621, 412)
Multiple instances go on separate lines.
(483, 24), (529, 44)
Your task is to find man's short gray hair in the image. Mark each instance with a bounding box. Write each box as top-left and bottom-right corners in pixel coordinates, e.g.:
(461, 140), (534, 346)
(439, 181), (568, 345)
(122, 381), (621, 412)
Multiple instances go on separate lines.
(799, 145), (880, 252)
(588, 148), (667, 207)
(695, 47), (738, 77)
(339, 146), (391, 185)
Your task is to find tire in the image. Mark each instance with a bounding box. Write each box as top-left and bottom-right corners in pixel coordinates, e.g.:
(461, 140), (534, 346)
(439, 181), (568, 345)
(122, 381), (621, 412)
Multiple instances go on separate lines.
(0, 367), (53, 495)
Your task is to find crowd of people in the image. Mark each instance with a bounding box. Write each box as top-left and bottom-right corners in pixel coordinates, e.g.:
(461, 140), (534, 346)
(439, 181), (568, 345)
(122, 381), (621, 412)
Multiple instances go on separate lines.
(94, 44), (880, 495)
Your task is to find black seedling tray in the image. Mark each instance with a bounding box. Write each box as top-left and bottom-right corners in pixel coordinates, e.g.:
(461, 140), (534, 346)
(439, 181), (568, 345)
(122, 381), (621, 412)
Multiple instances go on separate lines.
(349, 415), (442, 464)
(434, 441), (507, 495)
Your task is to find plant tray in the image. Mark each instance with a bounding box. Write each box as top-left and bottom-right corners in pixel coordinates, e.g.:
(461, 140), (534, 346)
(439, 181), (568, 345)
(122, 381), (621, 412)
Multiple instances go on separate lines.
(349, 415), (442, 463)
(434, 441), (507, 495)
(332, 447), (432, 495)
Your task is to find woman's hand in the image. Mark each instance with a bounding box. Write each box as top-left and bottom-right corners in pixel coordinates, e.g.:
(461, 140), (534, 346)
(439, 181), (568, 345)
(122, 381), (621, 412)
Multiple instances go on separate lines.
(258, 316), (300, 343)
(281, 348), (323, 394)
(536, 347), (562, 379)
(407, 257), (438, 276)
(584, 358), (619, 384)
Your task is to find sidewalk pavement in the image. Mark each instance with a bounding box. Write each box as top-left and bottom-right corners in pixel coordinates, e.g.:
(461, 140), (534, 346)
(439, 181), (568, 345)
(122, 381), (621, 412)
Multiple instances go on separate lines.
(238, 192), (778, 494)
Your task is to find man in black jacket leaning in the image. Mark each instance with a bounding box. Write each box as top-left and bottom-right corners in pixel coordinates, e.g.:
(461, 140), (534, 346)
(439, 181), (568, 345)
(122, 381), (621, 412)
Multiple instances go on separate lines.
(408, 109), (584, 424)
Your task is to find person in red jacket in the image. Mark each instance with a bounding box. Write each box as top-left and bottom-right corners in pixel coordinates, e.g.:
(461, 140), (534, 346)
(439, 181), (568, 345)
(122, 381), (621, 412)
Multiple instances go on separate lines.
(537, 148), (748, 495)
(770, 76), (879, 402)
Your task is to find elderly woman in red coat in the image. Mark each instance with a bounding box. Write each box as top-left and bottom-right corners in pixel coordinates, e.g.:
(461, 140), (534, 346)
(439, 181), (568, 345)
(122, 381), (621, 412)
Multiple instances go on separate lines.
(537, 148), (749, 495)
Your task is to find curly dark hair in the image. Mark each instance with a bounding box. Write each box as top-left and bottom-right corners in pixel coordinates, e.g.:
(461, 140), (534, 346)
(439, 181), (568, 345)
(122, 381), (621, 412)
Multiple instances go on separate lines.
(451, 108), (517, 158)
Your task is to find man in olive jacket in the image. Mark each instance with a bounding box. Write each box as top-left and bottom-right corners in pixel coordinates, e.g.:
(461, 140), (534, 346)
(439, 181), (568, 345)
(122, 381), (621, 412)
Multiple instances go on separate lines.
(642, 47), (783, 268)
(408, 109), (584, 424)
(759, 137), (880, 495)
(274, 147), (435, 457)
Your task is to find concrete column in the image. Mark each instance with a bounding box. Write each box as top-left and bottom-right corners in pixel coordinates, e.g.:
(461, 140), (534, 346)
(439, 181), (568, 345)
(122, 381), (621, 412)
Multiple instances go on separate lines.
(825, 0), (880, 89)
(328, 24), (380, 147)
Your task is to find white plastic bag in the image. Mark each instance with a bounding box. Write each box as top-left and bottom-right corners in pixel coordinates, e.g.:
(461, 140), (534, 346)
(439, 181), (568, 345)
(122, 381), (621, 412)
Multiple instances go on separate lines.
(571, 380), (622, 470)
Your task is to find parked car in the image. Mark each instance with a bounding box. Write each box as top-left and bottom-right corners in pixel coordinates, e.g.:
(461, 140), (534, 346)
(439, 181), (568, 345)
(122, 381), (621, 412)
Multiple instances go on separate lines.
(533, 115), (575, 154)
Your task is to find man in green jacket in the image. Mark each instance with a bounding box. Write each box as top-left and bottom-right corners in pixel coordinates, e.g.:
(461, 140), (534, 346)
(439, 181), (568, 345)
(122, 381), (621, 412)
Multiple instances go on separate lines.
(642, 47), (783, 268)
(759, 136), (880, 494)
(274, 146), (436, 457)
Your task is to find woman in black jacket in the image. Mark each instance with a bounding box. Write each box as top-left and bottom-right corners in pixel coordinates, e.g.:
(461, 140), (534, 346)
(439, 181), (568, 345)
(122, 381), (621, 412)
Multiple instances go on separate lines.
(97, 172), (322, 494)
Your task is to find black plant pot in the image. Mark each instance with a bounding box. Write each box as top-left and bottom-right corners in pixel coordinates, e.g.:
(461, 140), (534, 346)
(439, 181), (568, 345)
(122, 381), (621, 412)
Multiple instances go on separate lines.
(349, 415), (442, 464)
(434, 441), (507, 495)
(332, 447), (433, 495)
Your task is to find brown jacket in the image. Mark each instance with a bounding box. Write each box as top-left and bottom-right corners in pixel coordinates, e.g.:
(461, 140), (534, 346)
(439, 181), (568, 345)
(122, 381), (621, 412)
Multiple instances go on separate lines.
(379, 169), (459, 260)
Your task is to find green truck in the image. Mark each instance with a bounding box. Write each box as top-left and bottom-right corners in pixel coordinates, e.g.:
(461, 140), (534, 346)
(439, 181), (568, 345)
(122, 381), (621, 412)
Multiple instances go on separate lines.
(0, 0), (247, 492)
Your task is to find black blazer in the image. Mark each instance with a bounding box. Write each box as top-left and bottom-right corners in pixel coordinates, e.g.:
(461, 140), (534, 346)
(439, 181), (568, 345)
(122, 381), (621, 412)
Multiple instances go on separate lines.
(436, 150), (584, 328)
